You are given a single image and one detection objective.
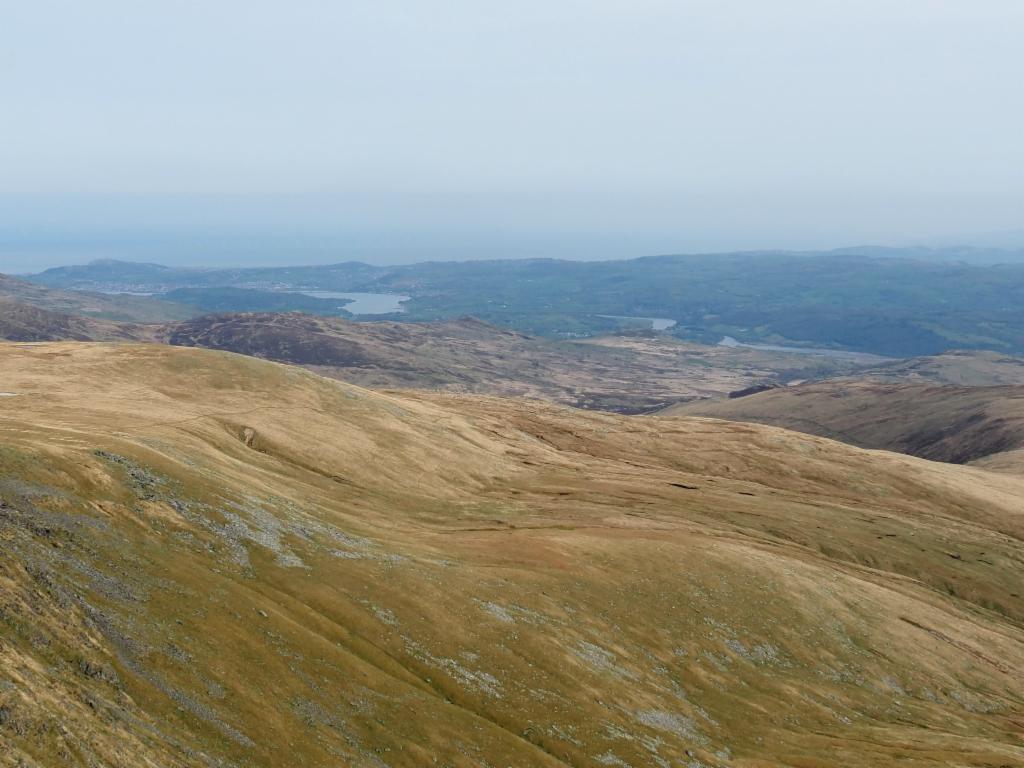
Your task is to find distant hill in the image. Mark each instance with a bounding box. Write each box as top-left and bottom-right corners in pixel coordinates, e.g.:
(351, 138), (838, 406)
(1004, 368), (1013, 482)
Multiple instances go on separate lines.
(0, 273), (196, 322)
(25, 250), (1024, 356)
(831, 244), (1024, 265)
(0, 298), (146, 342)
(856, 349), (1024, 386)
(29, 258), (386, 293)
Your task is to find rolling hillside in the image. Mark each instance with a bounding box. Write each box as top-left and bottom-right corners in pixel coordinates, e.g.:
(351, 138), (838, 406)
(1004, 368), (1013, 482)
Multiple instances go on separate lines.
(667, 380), (1024, 472)
(0, 299), (144, 342)
(0, 342), (1022, 766)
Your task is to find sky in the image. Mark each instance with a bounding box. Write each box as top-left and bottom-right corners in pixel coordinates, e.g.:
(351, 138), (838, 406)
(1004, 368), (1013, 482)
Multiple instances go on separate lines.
(2, 0), (1023, 270)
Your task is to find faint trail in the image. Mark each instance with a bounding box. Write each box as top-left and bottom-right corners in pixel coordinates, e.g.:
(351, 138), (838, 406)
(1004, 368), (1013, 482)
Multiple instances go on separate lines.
(899, 617), (1019, 678)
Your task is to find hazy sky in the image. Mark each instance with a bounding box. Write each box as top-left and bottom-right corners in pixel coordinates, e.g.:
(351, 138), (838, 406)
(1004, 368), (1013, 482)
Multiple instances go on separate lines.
(2, 1), (1023, 269)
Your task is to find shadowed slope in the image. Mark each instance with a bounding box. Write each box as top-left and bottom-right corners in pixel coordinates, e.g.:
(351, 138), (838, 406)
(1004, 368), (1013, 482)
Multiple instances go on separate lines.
(667, 380), (1024, 472)
(0, 299), (149, 342)
(0, 343), (1022, 767)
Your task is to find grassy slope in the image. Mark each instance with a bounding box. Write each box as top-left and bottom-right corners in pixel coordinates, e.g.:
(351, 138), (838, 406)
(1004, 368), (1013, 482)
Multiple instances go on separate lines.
(666, 379), (1024, 472)
(0, 343), (1022, 767)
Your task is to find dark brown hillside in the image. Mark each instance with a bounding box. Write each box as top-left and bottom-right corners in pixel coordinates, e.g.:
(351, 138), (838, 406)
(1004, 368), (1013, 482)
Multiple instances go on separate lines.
(668, 380), (1024, 471)
(0, 298), (146, 342)
(163, 312), (380, 366)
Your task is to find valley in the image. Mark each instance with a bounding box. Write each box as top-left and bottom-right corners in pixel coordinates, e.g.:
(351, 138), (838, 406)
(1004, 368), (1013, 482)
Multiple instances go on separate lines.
(0, 281), (864, 413)
(3, 265), (1024, 768)
(2, 273), (1024, 767)
(156, 312), (858, 412)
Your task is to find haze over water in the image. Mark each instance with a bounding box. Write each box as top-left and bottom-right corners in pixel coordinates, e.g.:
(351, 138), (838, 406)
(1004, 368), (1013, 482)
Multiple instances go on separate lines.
(3, 1), (1024, 271)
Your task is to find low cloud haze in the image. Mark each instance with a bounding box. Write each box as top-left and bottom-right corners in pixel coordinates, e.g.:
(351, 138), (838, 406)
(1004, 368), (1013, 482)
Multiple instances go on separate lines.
(3, 1), (1022, 270)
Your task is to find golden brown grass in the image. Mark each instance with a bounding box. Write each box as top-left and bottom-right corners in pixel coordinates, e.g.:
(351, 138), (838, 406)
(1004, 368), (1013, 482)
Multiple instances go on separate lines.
(0, 343), (1021, 767)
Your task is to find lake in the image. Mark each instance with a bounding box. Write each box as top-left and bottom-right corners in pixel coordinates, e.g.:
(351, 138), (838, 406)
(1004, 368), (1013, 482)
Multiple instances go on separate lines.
(296, 291), (410, 315)
(598, 315), (677, 331)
